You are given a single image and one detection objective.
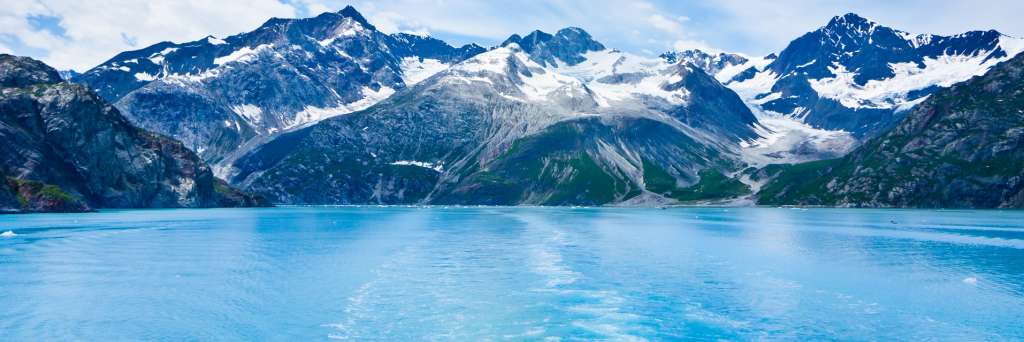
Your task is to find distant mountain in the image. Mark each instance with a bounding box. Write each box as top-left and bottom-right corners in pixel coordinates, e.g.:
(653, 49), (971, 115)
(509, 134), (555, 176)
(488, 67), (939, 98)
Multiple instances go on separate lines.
(75, 6), (484, 162)
(724, 13), (1024, 137)
(222, 28), (759, 205)
(0, 54), (266, 212)
(57, 69), (80, 81)
(757, 51), (1024, 208)
(659, 49), (749, 76)
(500, 27), (606, 67)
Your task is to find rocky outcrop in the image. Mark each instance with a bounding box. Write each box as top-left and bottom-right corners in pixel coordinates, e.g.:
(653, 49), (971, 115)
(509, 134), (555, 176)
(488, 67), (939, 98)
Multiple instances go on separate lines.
(0, 54), (267, 210)
(1, 177), (91, 213)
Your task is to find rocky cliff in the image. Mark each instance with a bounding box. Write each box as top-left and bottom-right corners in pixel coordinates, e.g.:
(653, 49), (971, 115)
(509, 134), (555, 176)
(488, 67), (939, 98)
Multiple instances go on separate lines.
(0, 54), (267, 211)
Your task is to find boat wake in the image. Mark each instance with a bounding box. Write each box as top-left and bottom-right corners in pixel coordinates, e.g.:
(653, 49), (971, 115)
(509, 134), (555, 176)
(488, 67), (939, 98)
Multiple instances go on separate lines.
(518, 214), (649, 341)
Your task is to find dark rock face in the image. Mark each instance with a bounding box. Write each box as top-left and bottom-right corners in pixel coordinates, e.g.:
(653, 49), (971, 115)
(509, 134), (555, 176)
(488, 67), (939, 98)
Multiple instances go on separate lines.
(0, 54), (267, 210)
(0, 177), (16, 211)
(757, 52), (1024, 208)
(75, 6), (484, 162)
(0, 55), (63, 87)
(664, 64), (761, 142)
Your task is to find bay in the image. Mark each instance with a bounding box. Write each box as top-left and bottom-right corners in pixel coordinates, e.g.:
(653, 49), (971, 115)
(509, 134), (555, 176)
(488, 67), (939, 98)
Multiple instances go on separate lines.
(1, 207), (1022, 340)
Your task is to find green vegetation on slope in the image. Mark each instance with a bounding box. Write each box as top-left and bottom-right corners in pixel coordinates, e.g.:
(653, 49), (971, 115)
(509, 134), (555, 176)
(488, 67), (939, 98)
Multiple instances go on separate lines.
(3, 177), (90, 212)
(642, 164), (750, 202)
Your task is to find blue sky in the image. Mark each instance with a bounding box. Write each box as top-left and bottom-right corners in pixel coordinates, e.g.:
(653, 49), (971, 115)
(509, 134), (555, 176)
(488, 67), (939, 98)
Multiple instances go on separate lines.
(3, 0), (1024, 70)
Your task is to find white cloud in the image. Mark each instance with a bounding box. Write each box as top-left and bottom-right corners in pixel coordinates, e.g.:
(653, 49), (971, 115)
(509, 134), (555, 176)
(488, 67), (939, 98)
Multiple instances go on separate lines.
(672, 39), (719, 54)
(649, 14), (685, 35)
(0, 0), (296, 70)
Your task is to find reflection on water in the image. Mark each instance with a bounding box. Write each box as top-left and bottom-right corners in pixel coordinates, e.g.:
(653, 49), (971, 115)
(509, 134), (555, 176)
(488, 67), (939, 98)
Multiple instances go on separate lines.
(1, 207), (1022, 340)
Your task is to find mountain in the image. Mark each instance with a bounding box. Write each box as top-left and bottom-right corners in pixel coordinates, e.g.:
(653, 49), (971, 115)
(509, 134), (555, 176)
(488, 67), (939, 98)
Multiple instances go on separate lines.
(0, 54), (266, 212)
(75, 6), (484, 162)
(659, 49), (749, 76)
(500, 27), (606, 67)
(221, 28), (759, 205)
(724, 13), (1024, 137)
(756, 51), (1024, 208)
(57, 69), (80, 82)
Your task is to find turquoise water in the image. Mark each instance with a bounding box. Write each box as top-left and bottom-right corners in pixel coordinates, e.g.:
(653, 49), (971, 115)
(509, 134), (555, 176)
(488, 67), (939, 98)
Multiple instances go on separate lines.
(1, 207), (1023, 340)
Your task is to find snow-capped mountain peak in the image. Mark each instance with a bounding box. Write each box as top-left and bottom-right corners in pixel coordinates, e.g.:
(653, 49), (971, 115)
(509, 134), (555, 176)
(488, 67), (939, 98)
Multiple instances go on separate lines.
(659, 49), (750, 77)
(500, 27), (606, 67)
(720, 12), (1024, 137)
(75, 6), (485, 162)
(823, 12), (878, 36)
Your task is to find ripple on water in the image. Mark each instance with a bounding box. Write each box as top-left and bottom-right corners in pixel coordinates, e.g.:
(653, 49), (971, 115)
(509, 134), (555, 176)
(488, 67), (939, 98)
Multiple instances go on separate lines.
(525, 219), (649, 341)
(2, 207), (1024, 340)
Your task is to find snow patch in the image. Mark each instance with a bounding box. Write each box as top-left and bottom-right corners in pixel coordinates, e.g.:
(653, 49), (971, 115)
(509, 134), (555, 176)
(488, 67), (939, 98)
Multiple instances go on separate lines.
(453, 45), (516, 74)
(161, 68), (222, 85)
(319, 19), (366, 47)
(518, 66), (587, 102)
(390, 160), (444, 172)
(206, 36), (227, 45)
(740, 112), (856, 167)
(716, 55), (773, 83)
(998, 35), (1024, 58)
(400, 57), (448, 85)
(288, 86), (395, 128)
(587, 70), (689, 106)
(148, 47), (177, 65)
(727, 69), (778, 101)
(895, 95), (929, 112)
(214, 44), (273, 66)
(134, 72), (157, 81)
(555, 49), (665, 80)
(232, 104), (264, 125)
(540, 48), (690, 105)
(810, 52), (1011, 110)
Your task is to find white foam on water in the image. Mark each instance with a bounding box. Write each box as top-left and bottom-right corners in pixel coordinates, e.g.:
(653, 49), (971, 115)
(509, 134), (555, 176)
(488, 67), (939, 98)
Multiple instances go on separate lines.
(0, 230), (15, 238)
(518, 214), (648, 341)
(531, 230), (581, 287)
(963, 277), (978, 285)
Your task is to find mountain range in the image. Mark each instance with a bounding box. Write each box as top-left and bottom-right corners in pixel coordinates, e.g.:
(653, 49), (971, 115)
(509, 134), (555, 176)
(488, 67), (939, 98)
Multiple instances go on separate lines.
(224, 30), (758, 204)
(5, 6), (1022, 209)
(75, 7), (483, 163)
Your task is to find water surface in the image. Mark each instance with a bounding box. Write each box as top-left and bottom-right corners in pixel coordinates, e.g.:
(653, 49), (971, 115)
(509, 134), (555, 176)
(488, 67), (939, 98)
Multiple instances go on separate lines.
(1, 207), (1022, 340)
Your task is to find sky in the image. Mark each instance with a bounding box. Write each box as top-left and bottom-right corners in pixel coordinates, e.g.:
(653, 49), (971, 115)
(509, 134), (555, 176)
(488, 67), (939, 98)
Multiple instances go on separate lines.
(3, 0), (1024, 71)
